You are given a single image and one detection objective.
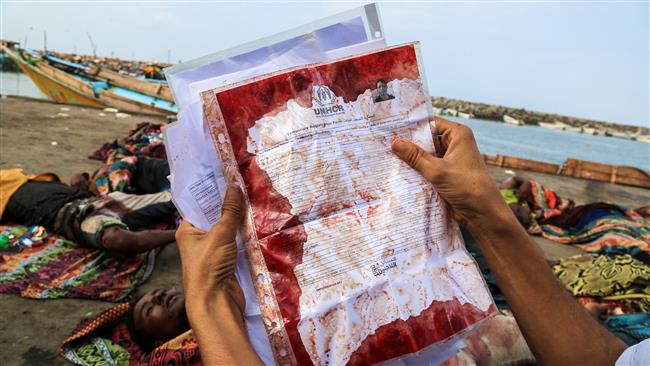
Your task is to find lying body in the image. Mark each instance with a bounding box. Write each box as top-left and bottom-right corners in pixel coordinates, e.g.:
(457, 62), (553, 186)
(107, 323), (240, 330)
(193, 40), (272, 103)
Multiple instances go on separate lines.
(1, 169), (175, 254)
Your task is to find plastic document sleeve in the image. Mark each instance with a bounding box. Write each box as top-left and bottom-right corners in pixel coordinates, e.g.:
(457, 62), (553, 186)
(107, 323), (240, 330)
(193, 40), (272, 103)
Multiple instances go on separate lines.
(202, 43), (497, 366)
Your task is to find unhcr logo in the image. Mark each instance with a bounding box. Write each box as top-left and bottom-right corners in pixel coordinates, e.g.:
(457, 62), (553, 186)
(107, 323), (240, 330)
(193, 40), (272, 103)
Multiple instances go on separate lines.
(312, 85), (344, 117)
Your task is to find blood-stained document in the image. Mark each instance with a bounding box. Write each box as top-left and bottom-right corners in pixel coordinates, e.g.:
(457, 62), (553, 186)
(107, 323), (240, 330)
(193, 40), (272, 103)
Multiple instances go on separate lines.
(203, 43), (496, 366)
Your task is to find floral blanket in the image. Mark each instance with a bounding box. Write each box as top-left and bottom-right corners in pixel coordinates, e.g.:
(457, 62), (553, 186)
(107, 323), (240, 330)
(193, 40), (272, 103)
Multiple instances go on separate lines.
(0, 224), (155, 301)
(61, 303), (201, 365)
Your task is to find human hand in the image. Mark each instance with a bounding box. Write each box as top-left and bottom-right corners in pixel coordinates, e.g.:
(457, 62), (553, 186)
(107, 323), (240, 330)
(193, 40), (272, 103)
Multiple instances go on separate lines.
(175, 186), (245, 312)
(391, 118), (511, 230)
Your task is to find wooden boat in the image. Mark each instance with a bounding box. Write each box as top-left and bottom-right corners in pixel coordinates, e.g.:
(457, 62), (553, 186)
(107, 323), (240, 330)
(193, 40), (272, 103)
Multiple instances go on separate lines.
(610, 131), (635, 141)
(550, 121), (579, 132)
(538, 121), (564, 130)
(1, 43), (176, 116)
(457, 111), (473, 119)
(503, 115), (524, 126)
(483, 154), (650, 188)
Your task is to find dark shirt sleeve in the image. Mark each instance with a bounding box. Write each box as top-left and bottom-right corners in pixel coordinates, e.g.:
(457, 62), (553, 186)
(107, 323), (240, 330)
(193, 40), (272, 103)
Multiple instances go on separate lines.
(132, 157), (170, 194)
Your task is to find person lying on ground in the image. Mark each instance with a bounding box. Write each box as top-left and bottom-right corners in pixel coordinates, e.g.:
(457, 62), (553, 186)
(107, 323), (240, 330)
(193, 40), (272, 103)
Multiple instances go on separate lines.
(70, 156), (170, 196)
(1, 169), (176, 255)
(89, 122), (166, 162)
(500, 175), (574, 226)
(500, 176), (641, 232)
(126, 287), (190, 351)
(174, 117), (640, 365)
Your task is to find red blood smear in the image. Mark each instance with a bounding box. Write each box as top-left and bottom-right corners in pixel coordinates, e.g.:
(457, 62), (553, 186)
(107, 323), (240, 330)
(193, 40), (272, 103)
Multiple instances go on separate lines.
(214, 44), (493, 365)
(347, 301), (497, 366)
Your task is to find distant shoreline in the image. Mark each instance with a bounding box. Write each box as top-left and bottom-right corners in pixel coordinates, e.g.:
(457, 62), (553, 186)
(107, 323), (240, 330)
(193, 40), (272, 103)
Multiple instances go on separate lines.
(1, 63), (647, 136)
(431, 96), (648, 135)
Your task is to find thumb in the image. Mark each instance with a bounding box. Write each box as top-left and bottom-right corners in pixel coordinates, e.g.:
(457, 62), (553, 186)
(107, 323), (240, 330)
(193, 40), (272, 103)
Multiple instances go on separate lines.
(208, 185), (244, 244)
(391, 138), (445, 184)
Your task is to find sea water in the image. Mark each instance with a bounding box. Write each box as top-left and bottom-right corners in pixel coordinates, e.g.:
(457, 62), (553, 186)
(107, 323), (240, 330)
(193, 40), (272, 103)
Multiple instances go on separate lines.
(0, 71), (46, 99)
(450, 117), (650, 172)
(0, 71), (647, 171)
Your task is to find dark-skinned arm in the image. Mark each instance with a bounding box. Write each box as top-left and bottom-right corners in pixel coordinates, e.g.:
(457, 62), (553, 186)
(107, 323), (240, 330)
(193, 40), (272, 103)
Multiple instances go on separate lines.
(391, 117), (627, 366)
(176, 187), (263, 366)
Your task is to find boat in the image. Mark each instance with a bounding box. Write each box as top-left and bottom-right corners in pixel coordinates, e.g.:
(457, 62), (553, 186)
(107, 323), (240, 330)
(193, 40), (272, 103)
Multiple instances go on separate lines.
(538, 121), (564, 130)
(432, 107), (443, 115)
(442, 108), (458, 117)
(457, 111), (473, 119)
(635, 135), (650, 144)
(551, 121), (581, 133)
(608, 131), (633, 140)
(0, 42), (176, 116)
(483, 154), (650, 188)
(503, 115), (524, 126)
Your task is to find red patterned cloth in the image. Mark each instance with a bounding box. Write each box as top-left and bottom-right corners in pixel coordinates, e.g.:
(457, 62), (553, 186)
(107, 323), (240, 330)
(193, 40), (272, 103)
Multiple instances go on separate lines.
(60, 303), (201, 365)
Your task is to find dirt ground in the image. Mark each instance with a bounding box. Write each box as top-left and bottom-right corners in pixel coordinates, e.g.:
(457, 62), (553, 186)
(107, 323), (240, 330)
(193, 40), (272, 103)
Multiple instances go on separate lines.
(0, 97), (648, 365)
(0, 97), (181, 366)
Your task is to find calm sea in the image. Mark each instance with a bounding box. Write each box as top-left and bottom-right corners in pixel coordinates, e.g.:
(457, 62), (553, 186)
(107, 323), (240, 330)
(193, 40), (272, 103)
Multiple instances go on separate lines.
(447, 117), (649, 172)
(0, 71), (46, 99)
(1, 71), (648, 171)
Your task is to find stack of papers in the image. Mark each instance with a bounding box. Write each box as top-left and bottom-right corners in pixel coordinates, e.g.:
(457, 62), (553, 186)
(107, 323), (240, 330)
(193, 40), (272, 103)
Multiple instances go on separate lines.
(163, 4), (496, 366)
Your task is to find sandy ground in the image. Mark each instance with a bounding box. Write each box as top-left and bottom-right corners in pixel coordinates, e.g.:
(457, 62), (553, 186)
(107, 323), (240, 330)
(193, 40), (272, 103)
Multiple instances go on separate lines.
(0, 97), (648, 365)
(0, 97), (181, 366)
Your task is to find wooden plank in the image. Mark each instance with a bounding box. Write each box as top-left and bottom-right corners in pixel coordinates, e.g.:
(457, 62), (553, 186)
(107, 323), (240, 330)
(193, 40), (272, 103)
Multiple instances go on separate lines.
(87, 64), (173, 101)
(97, 89), (170, 116)
(35, 62), (95, 97)
(484, 154), (650, 188)
(561, 159), (650, 188)
(483, 154), (560, 175)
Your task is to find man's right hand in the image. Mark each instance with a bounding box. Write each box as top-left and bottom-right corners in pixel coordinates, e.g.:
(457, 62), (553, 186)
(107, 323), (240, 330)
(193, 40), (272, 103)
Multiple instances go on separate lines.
(392, 117), (627, 366)
(391, 117), (511, 231)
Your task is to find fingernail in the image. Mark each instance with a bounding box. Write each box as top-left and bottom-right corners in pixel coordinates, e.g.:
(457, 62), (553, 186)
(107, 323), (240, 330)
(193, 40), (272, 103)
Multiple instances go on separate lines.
(391, 138), (409, 153)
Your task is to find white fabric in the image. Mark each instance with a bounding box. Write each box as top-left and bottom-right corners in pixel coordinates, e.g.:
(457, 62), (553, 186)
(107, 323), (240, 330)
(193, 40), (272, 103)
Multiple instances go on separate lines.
(615, 339), (650, 366)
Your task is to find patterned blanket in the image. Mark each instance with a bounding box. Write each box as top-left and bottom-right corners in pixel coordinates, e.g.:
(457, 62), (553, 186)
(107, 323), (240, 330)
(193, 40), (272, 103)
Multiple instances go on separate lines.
(502, 178), (650, 256)
(498, 178), (650, 346)
(61, 303), (201, 366)
(92, 148), (140, 196)
(89, 122), (166, 162)
(528, 197), (650, 256)
(553, 254), (650, 313)
(88, 122), (166, 196)
(0, 224), (155, 301)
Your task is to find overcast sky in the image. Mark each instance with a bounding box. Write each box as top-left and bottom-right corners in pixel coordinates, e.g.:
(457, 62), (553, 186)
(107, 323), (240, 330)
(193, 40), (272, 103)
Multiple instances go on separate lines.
(1, 1), (648, 127)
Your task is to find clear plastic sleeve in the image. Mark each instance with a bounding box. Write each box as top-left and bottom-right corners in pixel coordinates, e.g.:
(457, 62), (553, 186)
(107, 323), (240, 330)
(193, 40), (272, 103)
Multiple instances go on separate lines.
(201, 43), (497, 366)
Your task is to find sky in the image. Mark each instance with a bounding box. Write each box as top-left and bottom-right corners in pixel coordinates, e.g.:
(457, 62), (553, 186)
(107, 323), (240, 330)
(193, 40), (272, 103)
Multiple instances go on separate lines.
(1, 1), (648, 127)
